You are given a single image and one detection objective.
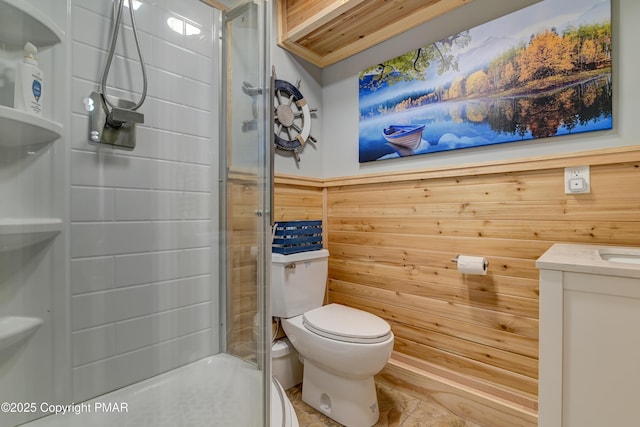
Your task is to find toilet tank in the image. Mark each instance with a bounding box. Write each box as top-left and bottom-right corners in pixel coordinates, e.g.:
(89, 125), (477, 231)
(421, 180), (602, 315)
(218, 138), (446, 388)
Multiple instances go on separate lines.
(271, 249), (329, 318)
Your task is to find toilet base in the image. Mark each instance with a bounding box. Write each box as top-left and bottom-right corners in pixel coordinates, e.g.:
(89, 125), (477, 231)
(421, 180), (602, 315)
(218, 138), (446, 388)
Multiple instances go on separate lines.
(301, 359), (379, 427)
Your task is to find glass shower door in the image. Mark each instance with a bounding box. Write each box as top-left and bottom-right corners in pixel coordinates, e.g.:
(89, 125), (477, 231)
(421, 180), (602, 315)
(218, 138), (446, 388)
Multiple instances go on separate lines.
(220, 0), (272, 425)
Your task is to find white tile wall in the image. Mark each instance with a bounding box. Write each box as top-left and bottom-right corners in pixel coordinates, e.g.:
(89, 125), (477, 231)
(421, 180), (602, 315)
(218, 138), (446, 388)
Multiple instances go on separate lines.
(71, 187), (115, 221)
(71, 276), (211, 331)
(114, 302), (211, 354)
(114, 248), (211, 287)
(73, 330), (212, 402)
(71, 302), (210, 367)
(70, 0), (218, 402)
(72, 324), (116, 366)
(71, 256), (115, 294)
(114, 189), (210, 220)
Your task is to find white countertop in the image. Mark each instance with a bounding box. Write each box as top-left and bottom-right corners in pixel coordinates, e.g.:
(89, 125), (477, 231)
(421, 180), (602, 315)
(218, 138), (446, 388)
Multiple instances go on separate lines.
(536, 243), (640, 279)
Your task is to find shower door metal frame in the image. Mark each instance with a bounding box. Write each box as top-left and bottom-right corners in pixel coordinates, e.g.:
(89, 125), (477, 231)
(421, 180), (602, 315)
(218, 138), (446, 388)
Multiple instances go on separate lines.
(218, 1), (272, 425)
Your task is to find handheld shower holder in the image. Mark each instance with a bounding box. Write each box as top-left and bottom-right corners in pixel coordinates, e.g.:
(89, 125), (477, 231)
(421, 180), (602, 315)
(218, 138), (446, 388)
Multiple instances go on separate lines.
(87, 91), (144, 150)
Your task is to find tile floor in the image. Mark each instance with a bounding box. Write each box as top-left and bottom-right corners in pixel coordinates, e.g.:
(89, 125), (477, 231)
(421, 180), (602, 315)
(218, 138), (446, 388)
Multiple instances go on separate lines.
(285, 381), (482, 427)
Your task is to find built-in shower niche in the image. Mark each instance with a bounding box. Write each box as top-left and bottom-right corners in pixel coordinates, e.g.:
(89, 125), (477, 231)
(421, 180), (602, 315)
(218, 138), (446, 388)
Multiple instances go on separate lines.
(0, 228), (59, 426)
(0, 316), (43, 352)
(0, 218), (62, 252)
(0, 106), (63, 147)
(0, 0), (62, 105)
(0, 1), (65, 425)
(0, 218), (61, 425)
(0, 0), (63, 111)
(0, 0), (62, 49)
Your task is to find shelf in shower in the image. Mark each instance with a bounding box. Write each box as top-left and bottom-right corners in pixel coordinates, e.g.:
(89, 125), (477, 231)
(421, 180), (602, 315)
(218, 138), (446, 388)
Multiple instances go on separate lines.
(0, 218), (63, 252)
(0, 106), (63, 147)
(0, 0), (64, 50)
(0, 316), (43, 352)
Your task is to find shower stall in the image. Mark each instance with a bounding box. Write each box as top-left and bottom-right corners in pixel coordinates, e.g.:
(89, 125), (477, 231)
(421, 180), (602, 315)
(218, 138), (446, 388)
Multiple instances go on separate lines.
(0, 0), (274, 425)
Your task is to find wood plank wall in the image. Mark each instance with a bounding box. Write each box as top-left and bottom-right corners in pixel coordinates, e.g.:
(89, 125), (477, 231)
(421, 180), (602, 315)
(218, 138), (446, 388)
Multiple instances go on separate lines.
(274, 147), (640, 426)
(274, 179), (324, 223)
(228, 175), (325, 360)
(227, 173), (260, 360)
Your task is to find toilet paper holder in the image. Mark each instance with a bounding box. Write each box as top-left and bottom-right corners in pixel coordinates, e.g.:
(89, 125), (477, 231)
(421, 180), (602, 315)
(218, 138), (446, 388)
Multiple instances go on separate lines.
(451, 254), (489, 269)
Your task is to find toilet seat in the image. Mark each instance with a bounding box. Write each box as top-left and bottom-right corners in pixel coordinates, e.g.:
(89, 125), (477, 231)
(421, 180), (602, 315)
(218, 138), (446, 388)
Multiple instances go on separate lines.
(302, 303), (392, 344)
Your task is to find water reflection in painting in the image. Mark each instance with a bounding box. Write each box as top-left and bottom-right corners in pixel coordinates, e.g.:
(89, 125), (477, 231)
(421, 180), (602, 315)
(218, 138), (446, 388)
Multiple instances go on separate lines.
(358, 0), (612, 163)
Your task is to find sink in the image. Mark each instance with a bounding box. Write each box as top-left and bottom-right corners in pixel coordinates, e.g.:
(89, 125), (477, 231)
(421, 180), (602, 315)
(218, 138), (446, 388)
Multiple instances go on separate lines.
(598, 248), (640, 264)
(537, 244), (640, 277)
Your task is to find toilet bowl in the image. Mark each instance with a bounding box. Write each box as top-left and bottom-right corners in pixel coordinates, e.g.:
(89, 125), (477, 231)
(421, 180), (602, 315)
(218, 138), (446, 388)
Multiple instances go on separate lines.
(282, 304), (394, 379)
(272, 250), (394, 427)
(281, 304), (394, 426)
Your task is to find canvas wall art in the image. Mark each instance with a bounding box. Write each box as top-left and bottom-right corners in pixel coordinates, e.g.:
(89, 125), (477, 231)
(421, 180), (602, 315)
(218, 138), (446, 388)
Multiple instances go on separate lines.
(358, 0), (612, 162)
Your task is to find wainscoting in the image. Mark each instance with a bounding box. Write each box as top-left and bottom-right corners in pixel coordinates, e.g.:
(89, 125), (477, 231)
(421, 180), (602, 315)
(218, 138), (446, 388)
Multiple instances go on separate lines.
(274, 146), (640, 426)
(228, 173), (326, 359)
(227, 172), (260, 359)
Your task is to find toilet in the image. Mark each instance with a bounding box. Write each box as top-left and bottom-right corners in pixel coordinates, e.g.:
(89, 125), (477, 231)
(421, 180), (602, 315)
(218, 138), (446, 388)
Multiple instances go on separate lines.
(272, 249), (394, 427)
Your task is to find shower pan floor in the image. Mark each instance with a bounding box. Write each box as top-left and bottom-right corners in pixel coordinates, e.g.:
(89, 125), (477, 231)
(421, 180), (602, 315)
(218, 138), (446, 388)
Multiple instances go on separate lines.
(24, 354), (270, 427)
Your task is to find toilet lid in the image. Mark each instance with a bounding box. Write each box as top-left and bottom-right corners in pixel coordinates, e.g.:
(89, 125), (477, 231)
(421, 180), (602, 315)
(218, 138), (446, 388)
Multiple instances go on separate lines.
(302, 304), (392, 344)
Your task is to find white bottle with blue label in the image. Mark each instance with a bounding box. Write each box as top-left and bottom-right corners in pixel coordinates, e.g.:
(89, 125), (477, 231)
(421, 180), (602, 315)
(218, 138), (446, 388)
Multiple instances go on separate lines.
(14, 42), (43, 116)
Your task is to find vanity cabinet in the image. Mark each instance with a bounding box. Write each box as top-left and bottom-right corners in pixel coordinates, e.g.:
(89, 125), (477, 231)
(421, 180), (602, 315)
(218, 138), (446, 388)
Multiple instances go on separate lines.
(537, 244), (640, 427)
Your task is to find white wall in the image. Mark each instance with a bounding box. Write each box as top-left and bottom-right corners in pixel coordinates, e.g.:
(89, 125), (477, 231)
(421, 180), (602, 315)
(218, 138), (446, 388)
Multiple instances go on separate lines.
(270, 5), (324, 177)
(69, 0), (219, 401)
(316, 0), (637, 179)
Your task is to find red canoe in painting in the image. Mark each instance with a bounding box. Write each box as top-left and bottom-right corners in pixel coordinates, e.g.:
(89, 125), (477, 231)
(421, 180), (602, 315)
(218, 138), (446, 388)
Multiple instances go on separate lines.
(382, 125), (425, 149)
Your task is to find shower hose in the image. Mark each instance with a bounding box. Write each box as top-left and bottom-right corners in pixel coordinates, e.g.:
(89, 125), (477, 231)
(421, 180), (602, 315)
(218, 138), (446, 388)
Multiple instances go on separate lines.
(100, 0), (148, 112)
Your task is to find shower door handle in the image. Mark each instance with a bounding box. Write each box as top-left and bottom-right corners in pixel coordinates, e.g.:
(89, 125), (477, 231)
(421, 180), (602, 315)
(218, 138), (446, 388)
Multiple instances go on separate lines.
(269, 66), (276, 227)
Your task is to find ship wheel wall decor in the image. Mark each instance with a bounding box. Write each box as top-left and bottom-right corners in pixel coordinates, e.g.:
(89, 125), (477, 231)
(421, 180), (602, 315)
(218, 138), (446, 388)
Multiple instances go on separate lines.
(273, 78), (317, 162)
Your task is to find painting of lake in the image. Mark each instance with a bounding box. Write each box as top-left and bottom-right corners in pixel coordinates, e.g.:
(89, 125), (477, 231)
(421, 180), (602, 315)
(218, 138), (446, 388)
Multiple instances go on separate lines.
(358, 0), (612, 163)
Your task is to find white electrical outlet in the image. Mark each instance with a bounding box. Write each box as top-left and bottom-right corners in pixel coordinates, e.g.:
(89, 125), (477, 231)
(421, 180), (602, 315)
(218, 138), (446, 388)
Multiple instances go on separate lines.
(564, 166), (590, 194)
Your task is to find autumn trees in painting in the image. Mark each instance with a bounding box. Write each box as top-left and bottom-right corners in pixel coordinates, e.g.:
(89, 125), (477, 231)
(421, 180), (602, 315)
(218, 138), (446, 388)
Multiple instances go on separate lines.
(490, 23), (611, 96)
(362, 22), (611, 106)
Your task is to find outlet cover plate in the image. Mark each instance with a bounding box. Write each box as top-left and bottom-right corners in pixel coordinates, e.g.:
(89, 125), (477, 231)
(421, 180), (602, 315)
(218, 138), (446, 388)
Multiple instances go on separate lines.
(564, 165), (590, 194)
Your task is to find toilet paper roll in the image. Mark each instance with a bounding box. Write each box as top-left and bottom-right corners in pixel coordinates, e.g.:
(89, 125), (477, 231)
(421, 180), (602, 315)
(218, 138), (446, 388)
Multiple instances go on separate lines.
(456, 255), (488, 275)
